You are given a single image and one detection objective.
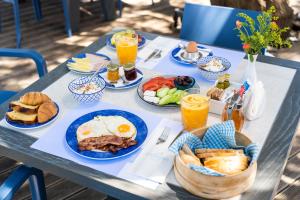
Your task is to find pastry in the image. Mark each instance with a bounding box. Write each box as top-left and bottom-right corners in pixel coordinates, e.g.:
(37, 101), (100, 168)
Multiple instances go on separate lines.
(10, 101), (39, 114)
(195, 149), (244, 159)
(37, 101), (58, 123)
(20, 92), (51, 106)
(6, 110), (37, 124)
(179, 150), (202, 166)
(203, 154), (249, 175)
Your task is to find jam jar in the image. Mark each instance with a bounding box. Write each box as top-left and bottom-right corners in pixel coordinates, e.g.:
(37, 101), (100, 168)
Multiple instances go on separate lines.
(107, 63), (120, 82)
(123, 63), (137, 81)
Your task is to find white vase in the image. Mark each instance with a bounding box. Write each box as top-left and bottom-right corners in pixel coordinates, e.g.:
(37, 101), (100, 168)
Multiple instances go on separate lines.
(243, 54), (258, 85)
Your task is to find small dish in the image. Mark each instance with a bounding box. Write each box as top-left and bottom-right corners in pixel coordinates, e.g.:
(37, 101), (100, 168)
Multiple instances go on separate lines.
(197, 56), (231, 81)
(68, 76), (106, 103)
(106, 34), (146, 50)
(98, 68), (143, 90)
(67, 53), (111, 75)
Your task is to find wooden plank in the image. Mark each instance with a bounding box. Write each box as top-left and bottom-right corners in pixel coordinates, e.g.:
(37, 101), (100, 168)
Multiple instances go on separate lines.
(0, 157), (18, 173)
(277, 152), (300, 192)
(275, 179), (300, 200)
(13, 173), (62, 200)
(289, 126), (300, 157)
(65, 188), (106, 200)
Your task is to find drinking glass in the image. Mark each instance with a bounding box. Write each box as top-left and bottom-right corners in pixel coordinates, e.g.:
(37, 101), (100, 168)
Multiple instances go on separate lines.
(115, 33), (138, 65)
(181, 88), (209, 131)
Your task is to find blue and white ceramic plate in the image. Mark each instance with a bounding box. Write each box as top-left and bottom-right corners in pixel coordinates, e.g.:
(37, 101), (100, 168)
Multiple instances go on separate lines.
(5, 102), (59, 130)
(197, 56), (231, 81)
(65, 109), (148, 160)
(98, 68), (143, 89)
(171, 45), (213, 66)
(67, 53), (111, 75)
(106, 34), (146, 50)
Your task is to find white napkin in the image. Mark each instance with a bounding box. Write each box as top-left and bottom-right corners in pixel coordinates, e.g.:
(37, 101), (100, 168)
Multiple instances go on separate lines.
(244, 81), (266, 120)
(136, 36), (181, 70)
(119, 118), (183, 185)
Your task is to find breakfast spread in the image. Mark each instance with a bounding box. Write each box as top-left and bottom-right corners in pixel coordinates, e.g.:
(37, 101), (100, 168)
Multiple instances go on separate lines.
(67, 53), (108, 73)
(76, 116), (137, 153)
(6, 92), (58, 124)
(141, 76), (196, 105)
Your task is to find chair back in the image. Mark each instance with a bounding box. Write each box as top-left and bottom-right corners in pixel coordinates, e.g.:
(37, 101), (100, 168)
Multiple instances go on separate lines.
(180, 3), (261, 51)
(0, 48), (47, 77)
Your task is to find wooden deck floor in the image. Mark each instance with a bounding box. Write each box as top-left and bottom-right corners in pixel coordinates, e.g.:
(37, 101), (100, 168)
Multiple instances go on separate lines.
(0, 0), (300, 199)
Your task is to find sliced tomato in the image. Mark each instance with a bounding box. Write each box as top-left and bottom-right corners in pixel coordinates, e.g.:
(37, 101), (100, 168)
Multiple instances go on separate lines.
(143, 82), (160, 91)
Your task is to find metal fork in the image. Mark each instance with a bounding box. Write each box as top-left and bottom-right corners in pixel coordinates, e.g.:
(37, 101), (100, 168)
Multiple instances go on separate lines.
(156, 127), (170, 145)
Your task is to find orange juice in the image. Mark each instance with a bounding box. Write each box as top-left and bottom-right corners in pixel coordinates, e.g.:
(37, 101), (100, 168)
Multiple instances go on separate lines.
(116, 34), (138, 65)
(181, 94), (209, 131)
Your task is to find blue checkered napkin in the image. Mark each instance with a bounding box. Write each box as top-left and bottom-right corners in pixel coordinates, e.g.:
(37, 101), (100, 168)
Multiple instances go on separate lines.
(169, 120), (259, 176)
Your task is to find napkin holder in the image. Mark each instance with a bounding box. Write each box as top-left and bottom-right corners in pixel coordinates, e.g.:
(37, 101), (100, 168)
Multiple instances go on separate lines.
(173, 127), (257, 199)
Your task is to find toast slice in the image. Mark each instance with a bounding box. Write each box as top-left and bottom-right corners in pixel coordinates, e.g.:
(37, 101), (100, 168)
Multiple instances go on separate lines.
(6, 110), (37, 124)
(10, 101), (39, 114)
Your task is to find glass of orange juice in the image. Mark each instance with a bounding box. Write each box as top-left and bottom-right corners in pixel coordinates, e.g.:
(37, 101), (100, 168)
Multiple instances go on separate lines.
(181, 88), (210, 131)
(115, 33), (138, 65)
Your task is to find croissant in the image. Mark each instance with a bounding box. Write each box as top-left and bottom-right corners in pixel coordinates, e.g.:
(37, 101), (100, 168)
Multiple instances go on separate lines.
(20, 92), (51, 106)
(37, 101), (58, 123)
(204, 155), (249, 175)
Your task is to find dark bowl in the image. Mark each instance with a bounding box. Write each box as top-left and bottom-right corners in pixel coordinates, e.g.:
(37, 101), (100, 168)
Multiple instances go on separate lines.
(174, 77), (196, 90)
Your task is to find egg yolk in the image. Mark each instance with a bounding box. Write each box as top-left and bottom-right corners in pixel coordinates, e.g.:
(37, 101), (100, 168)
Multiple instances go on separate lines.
(118, 124), (130, 133)
(82, 130), (91, 135)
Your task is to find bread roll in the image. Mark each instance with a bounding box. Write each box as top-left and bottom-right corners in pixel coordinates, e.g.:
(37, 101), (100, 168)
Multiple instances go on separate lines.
(20, 92), (51, 106)
(37, 101), (58, 123)
(179, 150), (202, 166)
(10, 101), (39, 114)
(204, 155), (249, 175)
(6, 110), (37, 124)
(195, 149), (244, 159)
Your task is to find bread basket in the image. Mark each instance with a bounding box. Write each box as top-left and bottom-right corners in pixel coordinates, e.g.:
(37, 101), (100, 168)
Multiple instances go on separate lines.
(173, 127), (257, 199)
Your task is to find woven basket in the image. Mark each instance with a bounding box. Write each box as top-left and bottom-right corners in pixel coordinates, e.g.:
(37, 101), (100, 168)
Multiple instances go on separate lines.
(174, 127), (257, 199)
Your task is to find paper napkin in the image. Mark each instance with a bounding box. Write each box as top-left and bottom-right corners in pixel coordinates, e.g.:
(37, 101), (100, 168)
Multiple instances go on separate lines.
(119, 118), (183, 184)
(136, 36), (180, 70)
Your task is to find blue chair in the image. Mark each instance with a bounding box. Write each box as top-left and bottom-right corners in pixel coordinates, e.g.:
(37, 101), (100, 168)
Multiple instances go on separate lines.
(0, 48), (47, 104)
(0, 165), (47, 200)
(0, 0), (43, 48)
(180, 3), (261, 52)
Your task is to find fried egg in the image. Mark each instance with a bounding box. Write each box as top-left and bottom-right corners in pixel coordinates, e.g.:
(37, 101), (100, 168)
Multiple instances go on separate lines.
(102, 116), (137, 139)
(76, 118), (111, 142)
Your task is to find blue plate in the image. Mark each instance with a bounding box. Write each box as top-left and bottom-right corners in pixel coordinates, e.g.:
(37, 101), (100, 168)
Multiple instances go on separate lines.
(5, 102), (59, 130)
(67, 53), (111, 75)
(171, 45), (213, 66)
(65, 109), (148, 160)
(98, 68), (143, 89)
(106, 34), (146, 50)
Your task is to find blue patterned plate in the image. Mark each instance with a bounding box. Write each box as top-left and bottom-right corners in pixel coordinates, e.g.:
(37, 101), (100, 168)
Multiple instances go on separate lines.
(5, 102), (59, 130)
(98, 68), (143, 89)
(171, 45), (213, 66)
(67, 53), (111, 75)
(106, 34), (146, 50)
(65, 109), (148, 160)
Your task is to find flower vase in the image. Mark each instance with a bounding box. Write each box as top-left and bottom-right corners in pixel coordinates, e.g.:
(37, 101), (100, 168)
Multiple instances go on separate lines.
(243, 54), (258, 85)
